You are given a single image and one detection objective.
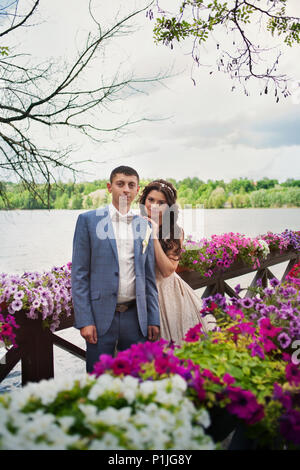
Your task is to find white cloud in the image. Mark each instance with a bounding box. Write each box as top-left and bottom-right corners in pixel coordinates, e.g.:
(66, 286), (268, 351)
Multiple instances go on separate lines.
(3, 0), (300, 184)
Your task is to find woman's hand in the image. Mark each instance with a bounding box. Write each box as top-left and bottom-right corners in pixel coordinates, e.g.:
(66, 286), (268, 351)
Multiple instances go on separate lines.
(143, 216), (159, 239)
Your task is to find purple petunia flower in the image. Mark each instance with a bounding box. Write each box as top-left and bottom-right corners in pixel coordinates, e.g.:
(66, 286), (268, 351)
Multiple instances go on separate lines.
(14, 290), (24, 300)
(11, 299), (23, 312)
(241, 298), (254, 309)
(234, 284), (241, 295)
(277, 332), (292, 349)
(248, 342), (265, 360)
(270, 278), (280, 288)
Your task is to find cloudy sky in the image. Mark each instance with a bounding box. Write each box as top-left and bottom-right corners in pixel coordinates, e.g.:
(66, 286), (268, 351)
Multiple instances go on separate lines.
(4, 0), (300, 183)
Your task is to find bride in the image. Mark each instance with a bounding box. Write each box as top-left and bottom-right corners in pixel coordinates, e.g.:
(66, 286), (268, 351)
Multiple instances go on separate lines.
(139, 179), (216, 346)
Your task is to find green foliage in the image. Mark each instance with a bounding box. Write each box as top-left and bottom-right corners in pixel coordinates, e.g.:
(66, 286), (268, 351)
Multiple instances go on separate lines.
(0, 177), (299, 210)
(176, 331), (286, 403)
(153, 1), (300, 48)
(0, 46), (9, 57)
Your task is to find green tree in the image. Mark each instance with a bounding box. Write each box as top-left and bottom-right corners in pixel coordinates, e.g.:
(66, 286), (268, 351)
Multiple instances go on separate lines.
(151, 1), (300, 97)
(83, 195), (93, 209)
(231, 193), (251, 208)
(71, 195), (83, 210)
(207, 186), (226, 209)
(250, 189), (271, 208)
(54, 194), (69, 209)
(256, 178), (279, 190)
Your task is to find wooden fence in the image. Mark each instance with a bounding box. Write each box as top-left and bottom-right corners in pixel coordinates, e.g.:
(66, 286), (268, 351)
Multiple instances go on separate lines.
(0, 250), (299, 387)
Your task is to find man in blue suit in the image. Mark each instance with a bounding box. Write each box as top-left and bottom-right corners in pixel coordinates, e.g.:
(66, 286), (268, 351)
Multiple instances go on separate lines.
(71, 166), (160, 372)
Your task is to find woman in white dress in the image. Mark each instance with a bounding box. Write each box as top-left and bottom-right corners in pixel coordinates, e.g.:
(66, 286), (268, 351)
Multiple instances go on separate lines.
(139, 180), (216, 346)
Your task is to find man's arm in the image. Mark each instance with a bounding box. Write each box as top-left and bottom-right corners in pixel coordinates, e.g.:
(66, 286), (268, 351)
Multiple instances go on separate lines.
(71, 214), (95, 332)
(144, 234), (160, 340)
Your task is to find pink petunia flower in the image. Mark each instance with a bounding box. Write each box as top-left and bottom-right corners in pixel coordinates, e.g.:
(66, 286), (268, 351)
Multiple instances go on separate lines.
(258, 317), (282, 338)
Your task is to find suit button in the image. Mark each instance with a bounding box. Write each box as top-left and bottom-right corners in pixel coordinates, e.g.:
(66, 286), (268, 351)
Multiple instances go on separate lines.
(115, 272), (119, 276)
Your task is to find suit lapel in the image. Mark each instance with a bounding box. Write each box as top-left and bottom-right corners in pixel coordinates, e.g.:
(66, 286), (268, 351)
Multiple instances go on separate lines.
(107, 214), (119, 265)
(97, 205), (119, 265)
(132, 215), (148, 274)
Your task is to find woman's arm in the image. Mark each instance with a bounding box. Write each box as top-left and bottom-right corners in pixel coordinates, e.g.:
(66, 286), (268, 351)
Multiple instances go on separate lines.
(145, 217), (183, 278)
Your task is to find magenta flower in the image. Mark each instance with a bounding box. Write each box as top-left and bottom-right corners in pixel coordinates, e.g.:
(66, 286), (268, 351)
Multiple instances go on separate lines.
(226, 386), (264, 425)
(0, 323), (13, 336)
(202, 369), (221, 385)
(112, 357), (132, 376)
(154, 353), (181, 375)
(184, 324), (203, 342)
(261, 337), (277, 353)
(258, 317), (282, 338)
(286, 363), (300, 386)
(92, 354), (114, 376)
(223, 373), (235, 385)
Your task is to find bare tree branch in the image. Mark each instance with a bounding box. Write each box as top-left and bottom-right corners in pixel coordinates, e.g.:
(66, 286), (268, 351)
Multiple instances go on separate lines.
(0, 0), (171, 208)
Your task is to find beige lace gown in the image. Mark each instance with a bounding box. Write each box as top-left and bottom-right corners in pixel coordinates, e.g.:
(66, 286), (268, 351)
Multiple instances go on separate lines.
(156, 268), (217, 346)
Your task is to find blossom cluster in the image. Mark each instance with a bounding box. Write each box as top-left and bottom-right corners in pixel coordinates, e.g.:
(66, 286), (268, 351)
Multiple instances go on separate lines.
(259, 230), (300, 253)
(0, 263), (73, 334)
(0, 373), (214, 450)
(179, 230), (299, 277)
(0, 311), (19, 348)
(286, 261), (300, 289)
(180, 232), (270, 277)
(204, 276), (300, 358)
(92, 340), (265, 429)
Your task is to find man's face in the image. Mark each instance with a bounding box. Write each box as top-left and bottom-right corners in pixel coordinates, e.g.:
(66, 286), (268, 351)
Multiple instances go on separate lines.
(107, 173), (140, 212)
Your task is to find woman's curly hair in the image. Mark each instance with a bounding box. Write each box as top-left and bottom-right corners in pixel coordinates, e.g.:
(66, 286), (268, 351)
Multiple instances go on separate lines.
(139, 179), (183, 259)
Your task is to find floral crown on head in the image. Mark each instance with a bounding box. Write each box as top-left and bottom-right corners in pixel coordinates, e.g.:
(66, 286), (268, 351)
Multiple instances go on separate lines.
(151, 181), (176, 197)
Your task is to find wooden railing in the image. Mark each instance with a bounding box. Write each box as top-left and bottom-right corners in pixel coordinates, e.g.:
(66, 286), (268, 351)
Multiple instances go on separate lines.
(0, 250), (299, 388)
(178, 249), (300, 298)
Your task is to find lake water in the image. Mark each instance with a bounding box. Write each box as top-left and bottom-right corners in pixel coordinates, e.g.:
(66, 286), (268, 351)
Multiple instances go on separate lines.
(0, 208), (299, 393)
(0, 208), (299, 275)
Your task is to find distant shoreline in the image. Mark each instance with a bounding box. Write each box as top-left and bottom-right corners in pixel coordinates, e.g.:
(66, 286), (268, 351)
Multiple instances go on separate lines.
(1, 206), (300, 211)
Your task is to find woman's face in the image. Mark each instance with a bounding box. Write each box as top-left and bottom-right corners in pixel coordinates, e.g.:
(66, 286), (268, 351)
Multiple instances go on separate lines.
(144, 189), (168, 225)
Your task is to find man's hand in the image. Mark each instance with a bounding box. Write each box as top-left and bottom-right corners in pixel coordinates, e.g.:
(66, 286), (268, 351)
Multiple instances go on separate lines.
(147, 325), (160, 342)
(80, 325), (98, 344)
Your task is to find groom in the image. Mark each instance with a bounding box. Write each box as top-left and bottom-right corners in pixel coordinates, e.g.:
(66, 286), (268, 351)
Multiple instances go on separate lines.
(71, 166), (160, 372)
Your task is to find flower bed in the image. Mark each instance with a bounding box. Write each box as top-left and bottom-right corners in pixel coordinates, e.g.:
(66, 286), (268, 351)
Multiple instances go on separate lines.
(0, 231), (299, 450)
(91, 333), (299, 448)
(89, 270), (300, 449)
(0, 373), (214, 450)
(0, 263), (73, 342)
(179, 230), (300, 277)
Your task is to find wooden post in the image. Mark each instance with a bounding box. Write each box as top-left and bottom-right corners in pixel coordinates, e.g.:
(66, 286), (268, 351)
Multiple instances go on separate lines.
(15, 312), (54, 386)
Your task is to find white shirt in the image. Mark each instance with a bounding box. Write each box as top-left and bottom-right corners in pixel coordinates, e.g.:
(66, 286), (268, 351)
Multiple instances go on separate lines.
(108, 203), (136, 303)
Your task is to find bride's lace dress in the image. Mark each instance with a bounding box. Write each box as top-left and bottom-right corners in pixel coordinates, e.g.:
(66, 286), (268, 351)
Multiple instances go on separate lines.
(156, 268), (216, 346)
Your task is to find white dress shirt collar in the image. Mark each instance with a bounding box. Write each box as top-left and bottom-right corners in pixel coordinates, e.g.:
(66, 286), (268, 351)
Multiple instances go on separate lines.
(109, 203), (135, 220)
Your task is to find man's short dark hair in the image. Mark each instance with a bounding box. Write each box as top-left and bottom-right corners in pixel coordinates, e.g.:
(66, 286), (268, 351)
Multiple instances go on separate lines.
(110, 166), (140, 183)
